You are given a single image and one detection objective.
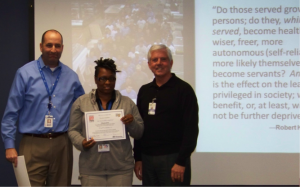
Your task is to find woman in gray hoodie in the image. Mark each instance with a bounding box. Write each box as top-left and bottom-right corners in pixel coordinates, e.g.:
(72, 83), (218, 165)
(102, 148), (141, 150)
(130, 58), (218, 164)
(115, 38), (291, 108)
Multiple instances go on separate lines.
(68, 57), (144, 186)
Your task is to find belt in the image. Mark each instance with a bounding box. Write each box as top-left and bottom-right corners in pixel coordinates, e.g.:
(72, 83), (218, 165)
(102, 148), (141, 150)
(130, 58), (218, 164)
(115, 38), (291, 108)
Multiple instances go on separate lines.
(24, 132), (67, 139)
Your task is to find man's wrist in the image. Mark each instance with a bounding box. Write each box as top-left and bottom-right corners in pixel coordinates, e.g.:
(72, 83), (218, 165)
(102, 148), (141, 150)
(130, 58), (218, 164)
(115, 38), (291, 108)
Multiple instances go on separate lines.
(4, 139), (15, 149)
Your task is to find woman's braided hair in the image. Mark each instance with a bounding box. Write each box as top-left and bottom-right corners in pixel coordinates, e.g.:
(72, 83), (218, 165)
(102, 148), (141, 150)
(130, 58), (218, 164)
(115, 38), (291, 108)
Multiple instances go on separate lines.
(94, 57), (120, 77)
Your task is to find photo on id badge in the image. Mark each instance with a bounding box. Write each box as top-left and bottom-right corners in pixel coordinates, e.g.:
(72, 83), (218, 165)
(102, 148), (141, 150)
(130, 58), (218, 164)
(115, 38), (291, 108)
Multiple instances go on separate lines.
(148, 103), (156, 115)
(98, 144), (110, 152)
(44, 115), (53, 128)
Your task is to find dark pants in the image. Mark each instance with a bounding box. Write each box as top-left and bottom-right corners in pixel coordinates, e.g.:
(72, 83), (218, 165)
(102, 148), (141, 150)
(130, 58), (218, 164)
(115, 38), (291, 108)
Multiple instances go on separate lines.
(19, 133), (73, 186)
(142, 153), (191, 186)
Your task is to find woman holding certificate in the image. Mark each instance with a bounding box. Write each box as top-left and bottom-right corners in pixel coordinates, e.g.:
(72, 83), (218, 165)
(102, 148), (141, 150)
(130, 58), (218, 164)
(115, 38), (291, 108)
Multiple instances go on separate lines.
(68, 57), (144, 186)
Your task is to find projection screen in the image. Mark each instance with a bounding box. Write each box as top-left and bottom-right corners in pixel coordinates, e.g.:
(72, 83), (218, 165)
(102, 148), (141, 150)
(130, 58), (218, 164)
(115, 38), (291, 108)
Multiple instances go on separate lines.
(34, 0), (299, 185)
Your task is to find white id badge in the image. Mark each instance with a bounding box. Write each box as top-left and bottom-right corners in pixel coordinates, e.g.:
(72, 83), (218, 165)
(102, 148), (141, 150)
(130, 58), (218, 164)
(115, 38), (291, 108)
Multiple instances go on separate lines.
(98, 144), (110, 152)
(44, 115), (53, 128)
(148, 103), (156, 115)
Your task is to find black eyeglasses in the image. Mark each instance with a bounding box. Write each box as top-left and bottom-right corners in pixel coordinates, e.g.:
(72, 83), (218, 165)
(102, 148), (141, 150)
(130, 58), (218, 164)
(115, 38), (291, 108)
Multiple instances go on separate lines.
(97, 77), (116, 82)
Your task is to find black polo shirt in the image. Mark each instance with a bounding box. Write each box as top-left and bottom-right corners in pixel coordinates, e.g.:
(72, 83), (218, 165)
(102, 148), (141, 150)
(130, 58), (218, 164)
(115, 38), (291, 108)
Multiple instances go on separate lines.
(134, 74), (199, 166)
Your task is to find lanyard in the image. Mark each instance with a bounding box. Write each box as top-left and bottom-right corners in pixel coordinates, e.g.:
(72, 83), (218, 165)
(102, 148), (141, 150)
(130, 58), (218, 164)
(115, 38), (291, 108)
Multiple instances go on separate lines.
(152, 98), (156, 104)
(37, 61), (62, 112)
(98, 100), (113, 110)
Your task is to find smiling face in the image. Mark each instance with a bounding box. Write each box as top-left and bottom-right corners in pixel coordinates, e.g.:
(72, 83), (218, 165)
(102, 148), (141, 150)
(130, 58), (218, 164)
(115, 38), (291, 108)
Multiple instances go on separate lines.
(95, 68), (116, 96)
(40, 31), (63, 67)
(148, 48), (173, 79)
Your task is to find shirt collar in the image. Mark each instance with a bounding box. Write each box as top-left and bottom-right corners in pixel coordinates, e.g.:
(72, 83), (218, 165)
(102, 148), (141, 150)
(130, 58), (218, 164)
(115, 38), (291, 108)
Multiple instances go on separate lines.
(38, 55), (62, 69)
(150, 73), (177, 88)
(95, 90), (116, 109)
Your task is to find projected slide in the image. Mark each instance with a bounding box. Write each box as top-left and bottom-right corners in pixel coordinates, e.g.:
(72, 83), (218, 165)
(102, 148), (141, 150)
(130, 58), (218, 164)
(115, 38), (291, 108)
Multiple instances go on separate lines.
(196, 0), (300, 153)
(70, 0), (185, 100)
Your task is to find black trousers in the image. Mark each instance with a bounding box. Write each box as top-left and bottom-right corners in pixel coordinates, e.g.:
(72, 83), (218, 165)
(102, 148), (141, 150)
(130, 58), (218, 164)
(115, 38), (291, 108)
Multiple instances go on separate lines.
(142, 153), (191, 186)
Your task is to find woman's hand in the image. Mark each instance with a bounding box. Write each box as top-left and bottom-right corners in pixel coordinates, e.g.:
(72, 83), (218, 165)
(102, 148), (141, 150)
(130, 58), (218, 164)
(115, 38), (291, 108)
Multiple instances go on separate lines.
(121, 114), (134, 125)
(82, 138), (96, 149)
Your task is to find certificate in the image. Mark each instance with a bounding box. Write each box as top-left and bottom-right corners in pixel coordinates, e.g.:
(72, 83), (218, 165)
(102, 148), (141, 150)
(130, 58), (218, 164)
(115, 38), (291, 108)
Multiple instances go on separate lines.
(85, 109), (125, 141)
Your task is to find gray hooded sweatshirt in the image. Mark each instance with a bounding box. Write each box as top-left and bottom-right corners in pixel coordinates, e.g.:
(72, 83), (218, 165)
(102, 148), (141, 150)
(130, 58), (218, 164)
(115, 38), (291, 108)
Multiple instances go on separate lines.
(68, 89), (144, 175)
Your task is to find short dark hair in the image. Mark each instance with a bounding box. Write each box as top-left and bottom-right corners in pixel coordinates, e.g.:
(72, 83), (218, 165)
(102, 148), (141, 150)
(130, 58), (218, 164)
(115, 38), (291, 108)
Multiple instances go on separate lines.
(94, 57), (120, 77)
(41, 29), (63, 44)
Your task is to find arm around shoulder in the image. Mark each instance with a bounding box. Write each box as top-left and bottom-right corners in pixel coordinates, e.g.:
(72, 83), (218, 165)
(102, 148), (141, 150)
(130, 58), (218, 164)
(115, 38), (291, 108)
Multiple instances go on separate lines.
(68, 97), (86, 151)
(73, 78), (85, 102)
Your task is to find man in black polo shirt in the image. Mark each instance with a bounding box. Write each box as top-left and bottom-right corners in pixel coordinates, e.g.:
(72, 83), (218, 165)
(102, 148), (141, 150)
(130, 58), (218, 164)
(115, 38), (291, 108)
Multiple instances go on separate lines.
(134, 44), (199, 186)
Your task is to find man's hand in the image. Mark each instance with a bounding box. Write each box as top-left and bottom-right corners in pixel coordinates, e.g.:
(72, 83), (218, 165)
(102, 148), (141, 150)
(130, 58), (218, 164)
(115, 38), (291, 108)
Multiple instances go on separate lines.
(134, 161), (143, 180)
(121, 114), (134, 125)
(6, 148), (18, 167)
(82, 138), (96, 149)
(171, 164), (185, 182)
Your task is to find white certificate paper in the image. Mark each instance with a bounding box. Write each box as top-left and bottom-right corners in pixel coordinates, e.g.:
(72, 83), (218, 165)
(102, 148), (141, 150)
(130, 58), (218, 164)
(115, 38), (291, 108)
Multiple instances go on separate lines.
(13, 155), (31, 187)
(85, 109), (125, 141)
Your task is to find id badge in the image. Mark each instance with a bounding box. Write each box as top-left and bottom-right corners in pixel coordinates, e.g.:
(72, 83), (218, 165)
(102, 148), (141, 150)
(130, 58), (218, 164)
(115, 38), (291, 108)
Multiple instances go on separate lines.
(148, 103), (156, 115)
(44, 115), (53, 128)
(98, 144), (110, 152)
